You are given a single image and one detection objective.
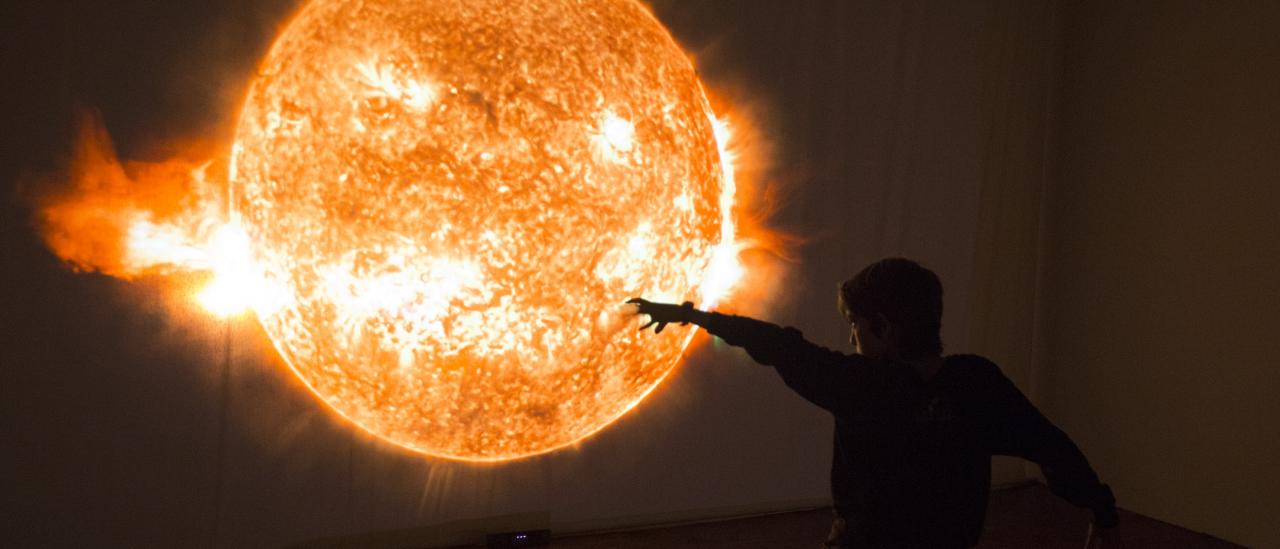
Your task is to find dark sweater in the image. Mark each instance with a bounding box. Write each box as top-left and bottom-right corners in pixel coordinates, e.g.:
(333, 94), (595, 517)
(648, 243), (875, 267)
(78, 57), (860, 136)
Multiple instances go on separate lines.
(700, 312), (1116, 548)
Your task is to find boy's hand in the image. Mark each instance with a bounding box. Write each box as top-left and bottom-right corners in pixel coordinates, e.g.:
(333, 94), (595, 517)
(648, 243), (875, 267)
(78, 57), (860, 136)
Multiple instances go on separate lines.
(626, 298), (694, 333)
(1085, 523), (1124, 549)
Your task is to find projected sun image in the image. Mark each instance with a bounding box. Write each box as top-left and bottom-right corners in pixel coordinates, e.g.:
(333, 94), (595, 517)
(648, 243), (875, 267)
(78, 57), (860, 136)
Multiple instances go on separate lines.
(228, 0), (742, 460)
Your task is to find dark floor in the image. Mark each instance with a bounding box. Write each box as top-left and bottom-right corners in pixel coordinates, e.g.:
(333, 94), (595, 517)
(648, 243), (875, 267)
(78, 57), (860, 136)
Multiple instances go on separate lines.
(551, 484), (1242, 548)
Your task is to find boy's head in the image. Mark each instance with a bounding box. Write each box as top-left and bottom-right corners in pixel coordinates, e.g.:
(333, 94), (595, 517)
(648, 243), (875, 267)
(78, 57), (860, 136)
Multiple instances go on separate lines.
(838, 258), (943, 361)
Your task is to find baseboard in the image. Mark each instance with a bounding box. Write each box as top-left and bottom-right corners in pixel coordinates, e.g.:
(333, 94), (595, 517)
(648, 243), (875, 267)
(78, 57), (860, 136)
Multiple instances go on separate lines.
(557, 481), (1042, 538)
(287, 512), (550, 549)
(552, 497), (833, 537)
(290, 483), (1043, 548)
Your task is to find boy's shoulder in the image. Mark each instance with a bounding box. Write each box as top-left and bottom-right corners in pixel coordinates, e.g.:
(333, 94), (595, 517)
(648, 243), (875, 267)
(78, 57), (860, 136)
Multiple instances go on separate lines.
(944, 353), (1004, 378)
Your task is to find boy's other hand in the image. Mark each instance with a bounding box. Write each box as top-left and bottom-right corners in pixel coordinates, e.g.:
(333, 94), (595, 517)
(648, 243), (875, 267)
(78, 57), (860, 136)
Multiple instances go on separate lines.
(1085, 523), (1124, 549)
(626, 298), (693, 334)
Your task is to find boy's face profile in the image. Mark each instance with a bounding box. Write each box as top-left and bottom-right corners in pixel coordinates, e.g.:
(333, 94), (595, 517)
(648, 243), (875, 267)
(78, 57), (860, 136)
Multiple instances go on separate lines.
(849, 314), (891, 359)
(839, 295), (892, 359)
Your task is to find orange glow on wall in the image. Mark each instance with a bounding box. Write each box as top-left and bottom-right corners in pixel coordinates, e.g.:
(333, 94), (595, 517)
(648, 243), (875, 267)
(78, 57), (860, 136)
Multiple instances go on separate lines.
(35, 0), (778, 462)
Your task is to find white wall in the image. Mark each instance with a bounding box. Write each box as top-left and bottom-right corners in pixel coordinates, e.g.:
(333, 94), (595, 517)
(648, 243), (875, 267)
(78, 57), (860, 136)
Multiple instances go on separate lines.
(1041, 1), (1280, 547)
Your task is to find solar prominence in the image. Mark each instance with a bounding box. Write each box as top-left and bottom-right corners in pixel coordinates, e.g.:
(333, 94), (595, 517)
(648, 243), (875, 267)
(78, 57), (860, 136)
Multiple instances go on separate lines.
(231, 0), (740, 460)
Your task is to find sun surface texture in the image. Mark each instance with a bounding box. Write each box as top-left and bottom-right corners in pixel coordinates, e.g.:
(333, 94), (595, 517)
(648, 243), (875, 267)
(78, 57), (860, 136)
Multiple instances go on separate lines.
(231, 0), (734, 461)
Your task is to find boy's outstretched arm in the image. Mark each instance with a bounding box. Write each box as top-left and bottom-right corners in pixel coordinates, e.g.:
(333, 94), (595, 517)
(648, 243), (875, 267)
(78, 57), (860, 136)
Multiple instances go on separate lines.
(627, 298), (883, 414)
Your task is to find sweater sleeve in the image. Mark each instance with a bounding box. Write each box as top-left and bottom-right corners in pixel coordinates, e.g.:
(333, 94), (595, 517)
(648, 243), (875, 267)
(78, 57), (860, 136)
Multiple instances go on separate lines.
(980, 361), (1119, 527)
(699, 312), (880, 414)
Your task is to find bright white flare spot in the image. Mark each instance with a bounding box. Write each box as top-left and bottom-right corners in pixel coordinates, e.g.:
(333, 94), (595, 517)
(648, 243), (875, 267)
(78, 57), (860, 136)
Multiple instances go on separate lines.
(673, 193), (692, 210)
(602, 115), (634, 151)
(595, 111), (635, 162)
(627, 235), (649, 256)
(196, 223), (259, 317)
(354, 61), (437, 111)
(125, 217), (210, 270)
(628, 221), (653, 257)
(699, 242), (745, 309)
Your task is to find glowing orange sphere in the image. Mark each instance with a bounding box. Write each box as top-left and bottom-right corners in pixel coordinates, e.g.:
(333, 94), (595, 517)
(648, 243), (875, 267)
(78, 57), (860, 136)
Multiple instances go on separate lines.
(231, 0), (735, 460)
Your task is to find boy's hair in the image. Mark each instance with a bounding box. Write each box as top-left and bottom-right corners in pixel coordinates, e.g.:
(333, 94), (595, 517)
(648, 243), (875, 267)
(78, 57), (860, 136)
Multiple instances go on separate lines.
(838, 257), (944, 359)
